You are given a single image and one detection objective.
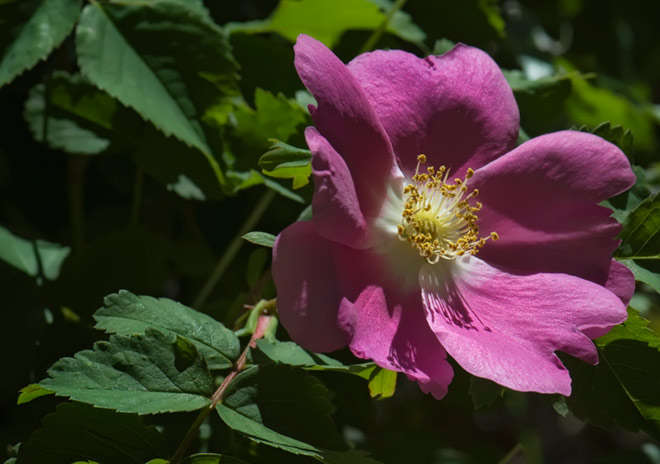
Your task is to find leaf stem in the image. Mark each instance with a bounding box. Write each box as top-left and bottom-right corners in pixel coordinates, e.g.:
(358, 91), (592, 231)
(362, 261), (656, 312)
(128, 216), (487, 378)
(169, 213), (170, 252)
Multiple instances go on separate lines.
(68, 155), (89, 252)
(192, 188), (277, 309)
(359, 0), (408, 54)
(170, 306), (274, 464)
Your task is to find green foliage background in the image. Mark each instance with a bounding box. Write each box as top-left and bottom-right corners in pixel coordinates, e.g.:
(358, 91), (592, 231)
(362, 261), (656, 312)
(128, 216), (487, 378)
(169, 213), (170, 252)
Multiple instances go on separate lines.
(1, 0), (660, 463)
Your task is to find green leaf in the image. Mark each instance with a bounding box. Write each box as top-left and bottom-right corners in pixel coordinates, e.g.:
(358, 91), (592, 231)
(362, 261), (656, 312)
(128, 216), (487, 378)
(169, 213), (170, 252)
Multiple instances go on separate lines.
(216, 365), (338, 458)
(0, 225), (71, 280)
(93, 291), (240, 370)
(259, 140), (312, 190)
(17, 383), (54, 405)
(366, 367), (396, 400)
(40, 329), (213, 414)
(606, 165), (651, 223)
(0, 0), (81, 88)
(468, 376), (503, 409)
(24, 71), (140, 155)
(576, 122), (634, 158)
(76, 0), (239, 186)
(616, 193), (660, 259)
(227, 0), (425, 48)
(182, 454), (251, 464)
(17, 402), (167, 464)
(241, 231), (276, 248)
(619, 259), (660, 295)
(565, 308), (660, 439)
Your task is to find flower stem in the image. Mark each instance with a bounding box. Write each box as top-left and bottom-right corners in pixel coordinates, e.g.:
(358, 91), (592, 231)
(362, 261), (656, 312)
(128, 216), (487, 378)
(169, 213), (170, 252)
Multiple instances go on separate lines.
(192, 188), (276, 309)
(359, 0), (408, 54)
(169, 305), (274, 464)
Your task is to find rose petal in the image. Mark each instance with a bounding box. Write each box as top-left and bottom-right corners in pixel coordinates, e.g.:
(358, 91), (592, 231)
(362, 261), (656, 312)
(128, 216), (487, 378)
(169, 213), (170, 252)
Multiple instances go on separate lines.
(419, 257), (627, 395)
(294, 34), (399, 217)
(472, 131), (636, 288)
(347, 43), (519, 177)
(334, 248), (454, 399)
(306, 127), (371, 248)
(272, 221), (349, 352)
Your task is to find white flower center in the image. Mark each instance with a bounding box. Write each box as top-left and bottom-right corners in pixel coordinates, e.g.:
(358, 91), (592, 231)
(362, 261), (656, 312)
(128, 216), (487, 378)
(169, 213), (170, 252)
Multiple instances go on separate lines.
(396, 155), (498, 264)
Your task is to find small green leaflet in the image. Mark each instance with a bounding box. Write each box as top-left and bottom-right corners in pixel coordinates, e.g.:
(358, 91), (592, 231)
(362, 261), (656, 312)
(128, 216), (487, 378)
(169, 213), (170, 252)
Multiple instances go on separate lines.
(17, 402), (167, 464)
(259, 139), (312, 190)
(616, 193), (660, 259)
(565, 308), (660, 439)
(241, 231), (276, 248)
(40, 328), (213, 414)
(17, 384), (54, 405)
(0, 0), (81, 88)
(255, 339), (397, 399)
(94, 291), (240, 370)
(0, 225), (70, 280)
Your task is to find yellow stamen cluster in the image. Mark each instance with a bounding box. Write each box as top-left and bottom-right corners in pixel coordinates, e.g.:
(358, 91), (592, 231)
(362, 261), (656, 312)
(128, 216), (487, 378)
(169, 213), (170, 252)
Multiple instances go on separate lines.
(397, 154), (498, 264)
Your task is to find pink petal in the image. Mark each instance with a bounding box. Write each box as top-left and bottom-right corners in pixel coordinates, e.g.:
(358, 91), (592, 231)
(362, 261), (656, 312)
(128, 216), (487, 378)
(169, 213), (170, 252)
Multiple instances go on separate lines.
(347, 43), (519, 178)
(420, 258), (628, 395)
(306, 127), (370, 248)
(472, 131), (635, 290)
(333, 247), (454, 399)
(272, 221), (349, 352)
(294, 35), (399, 218)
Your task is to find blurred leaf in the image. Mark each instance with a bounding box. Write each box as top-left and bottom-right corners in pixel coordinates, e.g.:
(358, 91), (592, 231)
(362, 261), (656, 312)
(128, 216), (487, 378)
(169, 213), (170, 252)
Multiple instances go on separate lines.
(245, 248), (268, 287)
(216, 365), (338, 457)
(566, 308), (660, 439)
(24, 71), (140, 155)
(477, 0), (505, 38)
(241, 231), (276, 248)
(182, 454), (251, 464)
(468, 376), (503, 409)
(259, 140), (312, 189)
(76, 0), (239, 188)
(615, 193), (660, 259)
(227, 0), (425, 48)
(94, 291), (240, 370)
(17, 383), (54, 405)
(0, 0), (81, 88)
(17, 402), (167, 464)
(0, 225), (70, 280)
(561, 61), (657, 153)
(233, 89), (307, 149)
(40, 328), (213, 414)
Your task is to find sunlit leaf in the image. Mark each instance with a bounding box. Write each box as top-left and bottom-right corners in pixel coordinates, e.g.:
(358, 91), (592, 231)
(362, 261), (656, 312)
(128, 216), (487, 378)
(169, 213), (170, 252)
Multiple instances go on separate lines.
(241, 231), (276, 248)
(259, 140), (312, 190)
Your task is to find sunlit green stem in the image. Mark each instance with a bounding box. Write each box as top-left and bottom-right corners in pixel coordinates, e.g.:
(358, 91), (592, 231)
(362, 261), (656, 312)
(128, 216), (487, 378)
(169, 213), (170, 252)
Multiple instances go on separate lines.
(359, 0), (408, 53)
(170, 306), (274, 464)
(192, 188), (276, 309)
(68, 155), (89, 252)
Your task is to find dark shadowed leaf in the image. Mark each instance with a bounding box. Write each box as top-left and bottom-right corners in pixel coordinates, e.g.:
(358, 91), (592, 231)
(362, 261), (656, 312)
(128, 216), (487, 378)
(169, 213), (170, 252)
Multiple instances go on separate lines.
(17, 402), (167, 464)
(40, 329), (213, 414)
(616, 193), (660, 259)
(94, 291), (240, 370)
(469, 376), (504, 409)
(0, 0), (81, 88)
(565, 308), (660, 439)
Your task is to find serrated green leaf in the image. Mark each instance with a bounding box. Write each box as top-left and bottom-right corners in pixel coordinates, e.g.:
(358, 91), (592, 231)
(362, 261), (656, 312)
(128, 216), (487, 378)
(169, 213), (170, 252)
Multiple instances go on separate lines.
(216, 365), (339, 457)
(17, 402), (167, 464)
(40, 329), (213, 414)
(468, 376), (503, 409)
(93, 291), (240, 370)
(0, 0), (81, 88)
(241, 231), (276, 248)
(23, 71), (140, 155)
(0, 225), (70, 280)
(576, 121), (634, 157)
(181, 453), (251, 464)
(616, 193), (660, 259)
(17, 383), (54, 405)
(606, 165), (651, 223)
(227, 0), (425, 48)
(565, 308), (660, 439)
(76, 0), (239, 187)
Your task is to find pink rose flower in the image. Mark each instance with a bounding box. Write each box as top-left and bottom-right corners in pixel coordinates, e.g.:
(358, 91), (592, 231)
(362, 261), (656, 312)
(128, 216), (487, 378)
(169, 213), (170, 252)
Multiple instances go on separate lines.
(272, 35), (635, 399)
